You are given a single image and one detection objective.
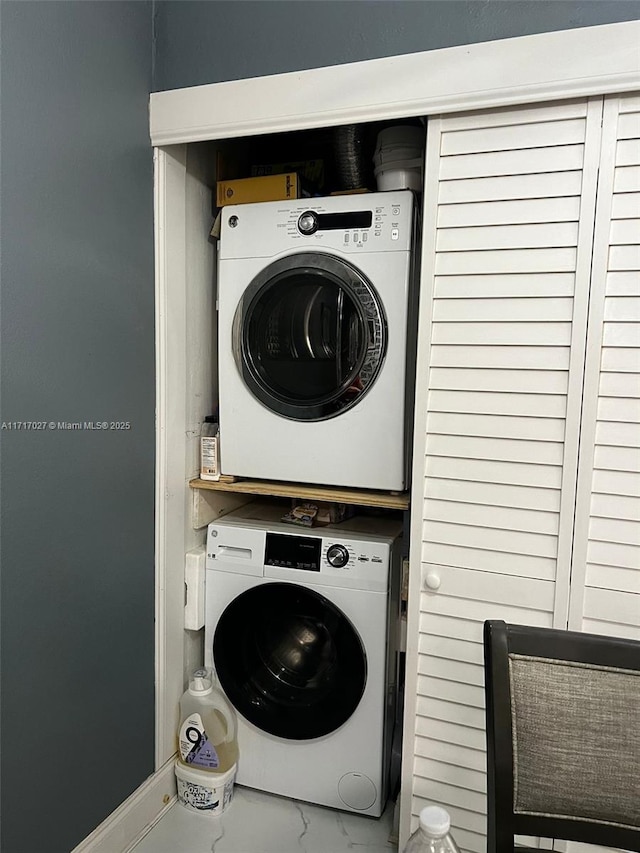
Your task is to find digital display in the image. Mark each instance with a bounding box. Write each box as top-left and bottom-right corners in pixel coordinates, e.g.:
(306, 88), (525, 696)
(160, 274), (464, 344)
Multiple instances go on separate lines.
(265, 533), (321, 571)
(316, 212), (373, 231)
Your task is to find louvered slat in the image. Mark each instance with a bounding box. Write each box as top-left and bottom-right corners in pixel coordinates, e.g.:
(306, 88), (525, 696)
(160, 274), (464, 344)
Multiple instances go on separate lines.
(436, 223), (578, 251)
(614, 165), (640, 192)
(586, 563), (640, 594)
(428, 390), (567, 418)
(429, 343), (571, 370)
(416, 715), (486, 752)
(414, 756), (487, 794)
(439, 145), (583, 180)
(423, 498), (559, 534)
(432, 296), (574, 322)
(442, 98), (588, 130)
(439, 170), (583, 204)
(600, 345), (640, 371)
(611, 193), (640, 218)
(598, 371), (640, 397)
(422, 592), (554, 628)
(417, 674), (485, 708)
(604, 293), (640, 317)
(413, 779), (486, 825)
(437, 197), (581, 228)
(425, 475), (561, 511)
(415, 737), (485, 772)
(594, 444), (640, 471)
(429, 367), (568, 394)
(426, 434), (564, 465)
(615, 139), (640, 166)
(435, 248), (577, 275)
(441, 118), (586, 155)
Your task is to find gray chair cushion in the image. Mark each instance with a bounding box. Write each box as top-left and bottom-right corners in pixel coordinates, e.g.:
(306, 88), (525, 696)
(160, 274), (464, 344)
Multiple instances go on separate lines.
(508, 654), (640, 828)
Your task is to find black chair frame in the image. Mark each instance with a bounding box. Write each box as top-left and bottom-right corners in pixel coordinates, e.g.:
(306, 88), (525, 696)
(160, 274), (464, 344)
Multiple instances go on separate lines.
(484, 619), (640, 853)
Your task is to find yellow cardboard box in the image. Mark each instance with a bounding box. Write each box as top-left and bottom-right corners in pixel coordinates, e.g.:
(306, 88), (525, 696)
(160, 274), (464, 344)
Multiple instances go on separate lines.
(216, 172), (299, 207)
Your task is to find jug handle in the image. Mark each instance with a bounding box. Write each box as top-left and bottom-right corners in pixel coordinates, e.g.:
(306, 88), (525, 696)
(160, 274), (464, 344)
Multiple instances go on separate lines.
(217, 703), (235, 743)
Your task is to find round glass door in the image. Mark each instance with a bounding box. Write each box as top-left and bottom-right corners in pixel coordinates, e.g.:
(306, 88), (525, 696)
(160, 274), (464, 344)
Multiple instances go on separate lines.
(213, 583), (367, 740)
(234, 253), (386, 421)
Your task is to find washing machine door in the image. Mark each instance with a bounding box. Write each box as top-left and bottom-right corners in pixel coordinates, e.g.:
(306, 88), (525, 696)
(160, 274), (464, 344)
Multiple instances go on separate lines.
(213, 582), (367, 740)
(233, 252), (387, 421)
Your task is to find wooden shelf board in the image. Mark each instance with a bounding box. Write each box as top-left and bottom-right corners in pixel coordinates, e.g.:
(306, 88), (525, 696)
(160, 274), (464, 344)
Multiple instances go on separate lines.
(189, 477), (410, 510)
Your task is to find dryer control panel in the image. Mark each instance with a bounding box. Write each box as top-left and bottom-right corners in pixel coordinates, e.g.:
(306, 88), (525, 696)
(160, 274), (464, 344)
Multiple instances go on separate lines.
(290, 202), (403, 247)
(218, 190), (414, 259)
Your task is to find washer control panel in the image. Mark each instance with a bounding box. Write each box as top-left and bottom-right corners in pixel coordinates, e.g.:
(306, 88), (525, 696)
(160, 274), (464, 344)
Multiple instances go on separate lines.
(207, 519), (394, 590)
(260, 531), (391, 583)
(319, 538), (390, 583)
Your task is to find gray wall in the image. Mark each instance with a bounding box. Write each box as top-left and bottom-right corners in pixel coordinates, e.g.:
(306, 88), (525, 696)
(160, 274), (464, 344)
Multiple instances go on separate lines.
(153, 0), (640, 91)
(0, 3), (155, 851)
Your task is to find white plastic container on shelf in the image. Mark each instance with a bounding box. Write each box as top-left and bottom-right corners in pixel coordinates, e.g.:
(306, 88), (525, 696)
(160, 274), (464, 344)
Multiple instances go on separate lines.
(373, 124), (424, 192)
(174, 759), (236, 816)
(403, 806), (461, 853)
(374, 145), (422, 167)
(374, 125), (424, 160)
(374, 157), (423, 192)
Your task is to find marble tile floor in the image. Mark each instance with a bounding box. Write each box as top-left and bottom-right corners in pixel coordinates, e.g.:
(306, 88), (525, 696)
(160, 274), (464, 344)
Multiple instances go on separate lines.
(132, 785), (399, 853)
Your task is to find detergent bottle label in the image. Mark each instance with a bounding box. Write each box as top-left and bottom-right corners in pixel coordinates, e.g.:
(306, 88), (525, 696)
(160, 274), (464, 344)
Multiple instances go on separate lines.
(179, 713), (220, 769)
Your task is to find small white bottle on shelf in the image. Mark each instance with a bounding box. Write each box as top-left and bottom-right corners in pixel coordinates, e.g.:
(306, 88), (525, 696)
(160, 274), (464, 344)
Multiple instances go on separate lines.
(403, 806), (461, 853)
(200, 416), (220, 481)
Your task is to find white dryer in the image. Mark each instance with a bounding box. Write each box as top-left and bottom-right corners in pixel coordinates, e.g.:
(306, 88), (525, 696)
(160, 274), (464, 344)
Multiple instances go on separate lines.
(217, 191), (417, 490)
(204, 502), (402, 816)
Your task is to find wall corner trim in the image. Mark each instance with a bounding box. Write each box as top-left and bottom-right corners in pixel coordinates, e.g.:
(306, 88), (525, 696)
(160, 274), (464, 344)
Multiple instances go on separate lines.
(70, 759), (176, 853)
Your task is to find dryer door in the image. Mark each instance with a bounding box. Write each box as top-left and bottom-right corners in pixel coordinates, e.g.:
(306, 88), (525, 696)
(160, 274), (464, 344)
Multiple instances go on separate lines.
(213, 582), (367, 740)
(233, 253), (386, 421)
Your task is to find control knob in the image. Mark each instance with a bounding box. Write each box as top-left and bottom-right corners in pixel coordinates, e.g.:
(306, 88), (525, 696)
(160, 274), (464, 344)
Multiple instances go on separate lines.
(326, 544), (349, 568)
(297, 211), (319, 235)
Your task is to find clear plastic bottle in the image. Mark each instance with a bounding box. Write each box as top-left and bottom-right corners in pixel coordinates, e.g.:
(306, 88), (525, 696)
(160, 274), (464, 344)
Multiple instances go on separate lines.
(177, 668), (238, 774)
(403, 806), (461, 853)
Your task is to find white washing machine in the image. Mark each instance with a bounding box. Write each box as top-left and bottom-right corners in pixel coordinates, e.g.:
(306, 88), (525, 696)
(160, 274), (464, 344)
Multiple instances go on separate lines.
(204, 502), (402, 816)
(217, 191), (418, 491)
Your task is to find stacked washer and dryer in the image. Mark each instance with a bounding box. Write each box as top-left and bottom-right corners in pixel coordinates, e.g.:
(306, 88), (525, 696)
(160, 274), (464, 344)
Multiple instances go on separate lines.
(205, 191), (419, 816)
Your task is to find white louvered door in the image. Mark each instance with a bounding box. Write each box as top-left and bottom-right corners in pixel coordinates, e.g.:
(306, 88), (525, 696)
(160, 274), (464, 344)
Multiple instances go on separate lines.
(402, 98), (605, 852)
(568, 93), (640, 643)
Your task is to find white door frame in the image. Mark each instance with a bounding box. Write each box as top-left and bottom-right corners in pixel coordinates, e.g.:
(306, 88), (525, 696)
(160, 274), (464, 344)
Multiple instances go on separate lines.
(150, 17), (640, 849)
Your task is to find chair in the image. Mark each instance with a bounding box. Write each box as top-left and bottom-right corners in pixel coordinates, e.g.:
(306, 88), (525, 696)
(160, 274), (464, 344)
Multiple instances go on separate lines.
(483, 620), (640, 853)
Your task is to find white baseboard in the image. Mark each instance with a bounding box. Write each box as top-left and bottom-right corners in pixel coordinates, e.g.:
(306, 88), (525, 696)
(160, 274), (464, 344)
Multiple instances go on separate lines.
(71, 759), (177, 853)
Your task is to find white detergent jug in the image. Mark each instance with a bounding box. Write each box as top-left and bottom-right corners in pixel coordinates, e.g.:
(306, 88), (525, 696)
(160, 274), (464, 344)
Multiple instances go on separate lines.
(178, 668), (238, 774)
